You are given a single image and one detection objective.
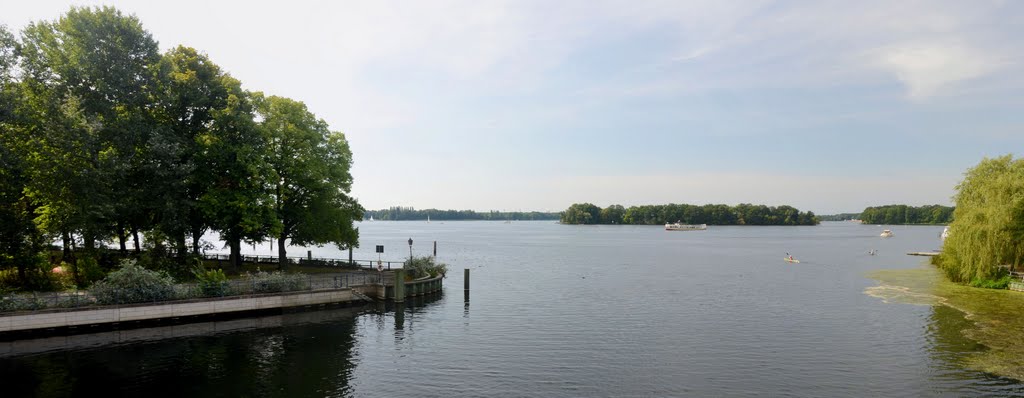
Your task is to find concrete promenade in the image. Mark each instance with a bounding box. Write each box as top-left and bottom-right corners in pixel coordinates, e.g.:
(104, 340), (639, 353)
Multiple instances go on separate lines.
(0, 286), (374, 335)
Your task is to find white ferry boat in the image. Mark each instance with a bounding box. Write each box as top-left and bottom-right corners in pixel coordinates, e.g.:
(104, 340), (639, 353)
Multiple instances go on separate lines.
(665, 222), (707, 231)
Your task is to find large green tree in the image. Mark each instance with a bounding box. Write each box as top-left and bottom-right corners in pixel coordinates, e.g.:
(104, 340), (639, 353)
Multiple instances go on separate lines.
(938, 155), (1024, 283)
(17, 6), (160, 264)
(199, 80), (278, 270)
(0, 25), (47, 286)
(254, 94), (362, 269)
(150, 46), (234, 256)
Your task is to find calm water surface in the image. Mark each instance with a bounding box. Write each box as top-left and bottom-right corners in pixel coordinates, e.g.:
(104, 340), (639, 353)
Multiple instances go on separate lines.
(3, 221), (1023, 397)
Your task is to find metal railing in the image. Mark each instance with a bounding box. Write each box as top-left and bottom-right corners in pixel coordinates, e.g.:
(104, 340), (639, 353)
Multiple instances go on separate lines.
(200, 253), (405, 270)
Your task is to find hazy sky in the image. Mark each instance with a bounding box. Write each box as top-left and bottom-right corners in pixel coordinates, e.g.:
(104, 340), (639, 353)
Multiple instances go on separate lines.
(4, 1), (1023, 214)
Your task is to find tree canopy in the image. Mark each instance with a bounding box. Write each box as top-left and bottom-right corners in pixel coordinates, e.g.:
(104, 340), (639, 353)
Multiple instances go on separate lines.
(559, 203), (818, 225)
(255, 94), (362, 268)
(0, 7), (362, 284)
(859, 204), (954, 225)
(937, 155), (1024, 284)
(365, 207), (559, 221)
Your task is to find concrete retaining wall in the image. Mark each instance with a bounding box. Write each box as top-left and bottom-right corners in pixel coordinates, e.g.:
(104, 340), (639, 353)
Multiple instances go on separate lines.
(0, 289), (356, 333)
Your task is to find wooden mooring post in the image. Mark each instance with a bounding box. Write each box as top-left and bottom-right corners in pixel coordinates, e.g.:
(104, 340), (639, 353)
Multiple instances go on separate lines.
(393, 269), (406, 303)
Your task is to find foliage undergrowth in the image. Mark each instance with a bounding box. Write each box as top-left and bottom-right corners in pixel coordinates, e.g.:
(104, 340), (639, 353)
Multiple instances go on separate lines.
(404, 256), (448, 280)
(243, 269), (307, 294)
(193, 267), (230, 297)
(968, 274), (1013, 290)
(90, 259), (176, 305)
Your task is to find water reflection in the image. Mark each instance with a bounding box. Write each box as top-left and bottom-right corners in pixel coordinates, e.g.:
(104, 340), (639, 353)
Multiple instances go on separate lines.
(925, 304), (1024, 395)
(0, 293), (445, 398)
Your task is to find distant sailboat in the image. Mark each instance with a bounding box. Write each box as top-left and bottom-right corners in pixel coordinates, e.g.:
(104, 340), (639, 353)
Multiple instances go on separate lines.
(427, 215), (431, 223)
(369, 215), (374, 221)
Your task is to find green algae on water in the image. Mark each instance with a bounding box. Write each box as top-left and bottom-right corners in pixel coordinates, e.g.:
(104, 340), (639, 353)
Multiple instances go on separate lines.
(867, 265), (1024, 381)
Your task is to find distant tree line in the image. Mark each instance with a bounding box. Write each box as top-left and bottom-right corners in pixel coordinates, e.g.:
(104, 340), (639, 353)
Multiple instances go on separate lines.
(817, 213), (861, 221)
(559, 203), (818, 225)
(366, 207), (560, 221)
(0, 7), (362, 288)
(859, 205), (953, 225)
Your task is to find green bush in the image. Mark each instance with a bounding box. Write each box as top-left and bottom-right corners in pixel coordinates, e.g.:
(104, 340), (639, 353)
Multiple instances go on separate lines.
(51, 262), (77, 290)
(0, 294), (47, 312)
(0, 253), (62, 292)
(968, 274), (1013, 290)
(243, 269), (307, 294)
(75, 256), (106, 287)
(90, 259), (177, 305)
(193, 267), (230, 297)
(403, 256), (448, 280)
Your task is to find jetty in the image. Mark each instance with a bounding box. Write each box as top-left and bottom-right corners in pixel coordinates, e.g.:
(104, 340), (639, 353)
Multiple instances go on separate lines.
(906, 252), (941, 256)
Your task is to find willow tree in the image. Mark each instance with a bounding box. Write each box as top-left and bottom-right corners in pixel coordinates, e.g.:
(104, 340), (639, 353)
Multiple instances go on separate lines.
(939, 155), (1024, 283)
(254, 94), (362, 269)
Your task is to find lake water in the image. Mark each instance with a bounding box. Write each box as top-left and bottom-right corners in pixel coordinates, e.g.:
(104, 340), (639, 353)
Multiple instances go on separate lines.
(3, 221), (1024, 397)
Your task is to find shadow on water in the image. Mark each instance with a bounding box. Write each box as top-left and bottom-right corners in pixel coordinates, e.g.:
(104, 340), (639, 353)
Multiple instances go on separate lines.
(926, 305), (1024, 395)
(0, 293), (445, 398)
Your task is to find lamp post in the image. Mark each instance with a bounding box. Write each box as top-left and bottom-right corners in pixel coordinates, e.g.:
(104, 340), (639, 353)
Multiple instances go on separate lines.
(408, 238), (413, 262)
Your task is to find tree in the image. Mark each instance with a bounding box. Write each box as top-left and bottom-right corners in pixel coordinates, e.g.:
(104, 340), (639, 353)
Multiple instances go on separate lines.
(150, 46), (234, 256)
(17, 6), (160, 267)
(938, 155), (1024, 283)
(254, 94), (362, 269)
(0, 25), (47, 286)
(600, 204), (625, 224)
(198, 78), (279, 270)
(560, 203), (600, 224)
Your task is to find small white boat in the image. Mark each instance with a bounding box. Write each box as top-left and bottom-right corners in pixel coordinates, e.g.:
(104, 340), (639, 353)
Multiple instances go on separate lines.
(665, 222), (707, 231)
(880, 229), (893, 238)
(941, 226), (950, 242)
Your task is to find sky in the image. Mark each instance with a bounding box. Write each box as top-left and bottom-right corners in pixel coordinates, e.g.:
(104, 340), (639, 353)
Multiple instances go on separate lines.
(3, 0), (1023, 214)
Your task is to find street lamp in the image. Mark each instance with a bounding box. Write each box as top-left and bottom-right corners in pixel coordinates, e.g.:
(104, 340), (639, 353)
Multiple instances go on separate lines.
(408, 238), (413, 262)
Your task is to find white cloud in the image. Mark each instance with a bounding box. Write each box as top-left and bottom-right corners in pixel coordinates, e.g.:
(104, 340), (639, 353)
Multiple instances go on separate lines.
(870, 41), (1002, 100)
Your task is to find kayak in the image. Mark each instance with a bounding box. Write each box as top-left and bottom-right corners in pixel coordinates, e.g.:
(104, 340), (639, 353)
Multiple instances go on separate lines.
(784, 258), (800, 263)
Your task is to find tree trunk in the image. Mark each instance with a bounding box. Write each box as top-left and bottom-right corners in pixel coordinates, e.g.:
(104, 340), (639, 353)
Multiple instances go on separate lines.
(61, 230), (72, 262)
(176, 234), (187, 262)
(17, 262), (27, 286)
(83, 233), (95, 252)
(229, 238), (242, 271)
(132, 226), (141, 253)
(191, 225), (205, 255)
(278, 236), (287, 270)
(117, 224), (127, 253)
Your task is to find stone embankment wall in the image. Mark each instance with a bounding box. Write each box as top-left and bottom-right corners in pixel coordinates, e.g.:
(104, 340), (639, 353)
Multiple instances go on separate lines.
(0, 287), (376, 334)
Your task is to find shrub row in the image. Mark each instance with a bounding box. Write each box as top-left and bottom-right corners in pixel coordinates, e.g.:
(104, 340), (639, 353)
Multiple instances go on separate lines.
(0, 261), (321, 312)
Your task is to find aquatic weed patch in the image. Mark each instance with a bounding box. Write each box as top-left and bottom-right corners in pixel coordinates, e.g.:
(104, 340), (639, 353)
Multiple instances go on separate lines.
(867, 266), (1024, 381)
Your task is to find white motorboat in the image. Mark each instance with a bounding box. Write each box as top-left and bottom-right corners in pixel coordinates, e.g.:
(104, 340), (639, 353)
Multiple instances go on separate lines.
(880, 229), (894, 238)
(665, 222), (707, 231)
(941, 226), (950, 242)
